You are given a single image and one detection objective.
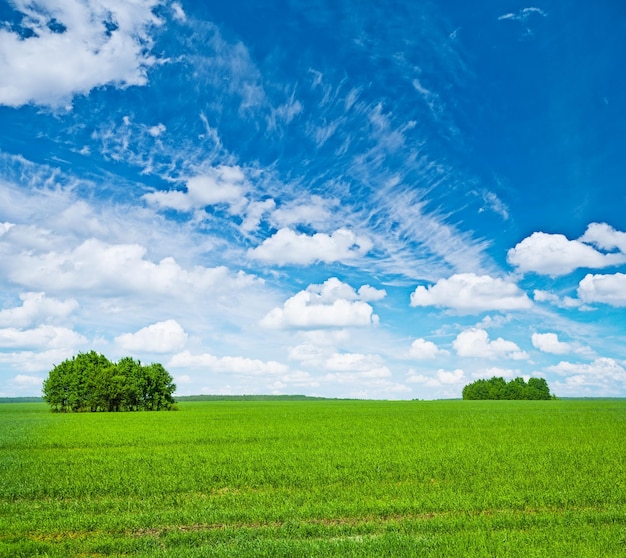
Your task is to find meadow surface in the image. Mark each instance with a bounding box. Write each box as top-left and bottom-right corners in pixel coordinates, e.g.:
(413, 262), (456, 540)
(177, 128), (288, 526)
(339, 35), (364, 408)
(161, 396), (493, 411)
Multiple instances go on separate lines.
(1, 399), (625, 556)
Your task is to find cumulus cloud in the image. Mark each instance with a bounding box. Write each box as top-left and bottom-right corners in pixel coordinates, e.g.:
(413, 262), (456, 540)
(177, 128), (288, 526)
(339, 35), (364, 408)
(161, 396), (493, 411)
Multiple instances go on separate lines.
(0, 325), (86, 350)
(533, 290), (582, 309)
(548, 358), (626, 389)
(11, 374), (44, 388)
(472, 367), (518, 379)
(248, 228), (372, 265)
(453, 328), (529, 360)
(143, 165), (249, 213)
(321, 352), (393, 386)
(324, 352), (390, 378)
(0, 292), (78, 328)
(261, 277), (381, 329)
(115, 320), (188, 353)
(578, 273), (626, 307)
(170, 2), (186, 22)
(6, 238), (258, 297)
(269, 370), (320, 390)
(508, 228), (626, 276)
(407, 368), (465, 387)
(240, 199), (276, 233)
(170, 350), (288, 376)
(409, 338), (449, 360)
(580, 223), (626, 253)
(410, 273), (532, 314)
(0, 0), (164, 108)
(357, 285), (387, 302)
(0, 348), (76, 374)
(269, 195), (337, 229)
(531, 332), (572, 355)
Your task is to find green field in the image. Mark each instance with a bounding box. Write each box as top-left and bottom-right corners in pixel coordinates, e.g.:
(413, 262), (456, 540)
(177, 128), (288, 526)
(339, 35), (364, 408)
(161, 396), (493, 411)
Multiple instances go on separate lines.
(1, 399), (625, 557)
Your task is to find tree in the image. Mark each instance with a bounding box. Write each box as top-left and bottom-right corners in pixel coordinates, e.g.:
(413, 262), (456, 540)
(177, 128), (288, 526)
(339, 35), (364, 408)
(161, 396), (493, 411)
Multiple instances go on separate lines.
(527, 377), (552, 400)
(42, 352), (176, 412)
(462, 376), (554, 400)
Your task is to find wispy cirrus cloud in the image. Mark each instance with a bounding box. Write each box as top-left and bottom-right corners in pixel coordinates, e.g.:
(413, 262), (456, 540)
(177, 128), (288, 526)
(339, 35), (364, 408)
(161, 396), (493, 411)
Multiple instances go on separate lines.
(498, 7), (547, 22)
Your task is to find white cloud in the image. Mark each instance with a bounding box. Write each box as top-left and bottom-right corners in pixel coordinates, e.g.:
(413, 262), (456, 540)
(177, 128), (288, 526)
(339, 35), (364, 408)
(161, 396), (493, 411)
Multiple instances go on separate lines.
(507, 230), (626, 276)
(453, 328), (529, 360)
(324, 352), (390, 377)
(321, 357), (393, 386)
(170, 350), (288, 376)
(269, 195), (337, 229)
(410, 273), (531, 314)
(357, 285), (387, 302)
(11, 374), (44, 388)
(531, 332), (572, 355)
(269, 370), (320, 390)
(317, 350), (397, 394)
(579, 222), (626, 253)
(144, 165), (249, 213)
(249, 228), (372, 265)
(261, 278), (380, 329)
(407, 368), (465, 387)
(498, 7), (547, 21)
(147, 123), (166, 137)
(115, 320), (188, 353)
(578, 273), (626, 307)
(548, 358), (626, 385)
(6, 238), (259, 297)
(241, 199), (276, 233)
(0, 325), (86, 350)
(472, 367), (517, 379)
(171, 2), (186, 22)
(409, 338), (448, 360)
(0, 292), (78, 328)
(479, 190), (510, 220)
(533, 290), (582, 309)
(0, 348), (77, 374)
(0, 0), (164, 108)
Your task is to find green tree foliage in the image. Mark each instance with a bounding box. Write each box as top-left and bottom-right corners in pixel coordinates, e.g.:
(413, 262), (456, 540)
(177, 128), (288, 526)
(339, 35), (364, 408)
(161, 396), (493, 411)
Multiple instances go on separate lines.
(42, 351), (176, 412)
(462, 376), (553, 400)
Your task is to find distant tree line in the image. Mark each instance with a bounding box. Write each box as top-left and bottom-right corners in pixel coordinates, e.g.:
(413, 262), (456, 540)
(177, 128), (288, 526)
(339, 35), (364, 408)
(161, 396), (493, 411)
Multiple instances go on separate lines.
(462, 376), (554, 400)
(42, 351), (176, 412)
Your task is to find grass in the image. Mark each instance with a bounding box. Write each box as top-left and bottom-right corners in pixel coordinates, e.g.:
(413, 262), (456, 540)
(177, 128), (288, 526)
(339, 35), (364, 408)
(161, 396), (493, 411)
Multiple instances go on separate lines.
(1, 399), (625, 556)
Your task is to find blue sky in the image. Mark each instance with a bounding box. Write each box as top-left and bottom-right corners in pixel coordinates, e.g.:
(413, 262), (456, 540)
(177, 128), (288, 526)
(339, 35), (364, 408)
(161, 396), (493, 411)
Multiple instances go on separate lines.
(1, 0), (625, 399)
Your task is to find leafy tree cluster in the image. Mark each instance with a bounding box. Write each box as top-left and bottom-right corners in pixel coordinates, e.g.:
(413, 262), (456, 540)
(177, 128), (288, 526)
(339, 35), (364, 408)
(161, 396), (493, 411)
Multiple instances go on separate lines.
(462, 376), (554, 400)
(42, 351), (176, 412)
